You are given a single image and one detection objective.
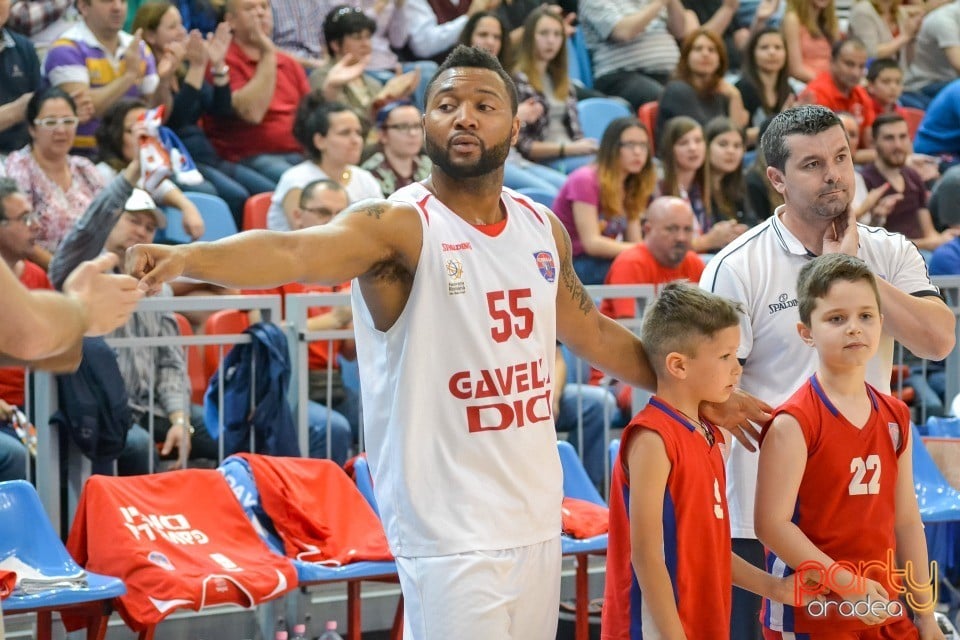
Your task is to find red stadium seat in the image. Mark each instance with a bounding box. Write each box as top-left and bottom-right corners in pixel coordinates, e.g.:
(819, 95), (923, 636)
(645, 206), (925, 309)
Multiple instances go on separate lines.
(637, 101), (659, 154)
(202, 310), (250, 386)
(173, 313), (206, 405)
(242, 192), (272, 231)
(902, 107), (924, 141)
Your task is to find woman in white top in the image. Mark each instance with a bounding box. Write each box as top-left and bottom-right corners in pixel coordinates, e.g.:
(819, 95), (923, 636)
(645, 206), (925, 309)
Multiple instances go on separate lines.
(267, 97), (382, 231)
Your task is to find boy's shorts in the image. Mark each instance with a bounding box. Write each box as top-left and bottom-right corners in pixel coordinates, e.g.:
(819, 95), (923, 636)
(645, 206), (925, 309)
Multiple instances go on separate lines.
(397, 536), (562, 640)
(762, 617), (920, 640)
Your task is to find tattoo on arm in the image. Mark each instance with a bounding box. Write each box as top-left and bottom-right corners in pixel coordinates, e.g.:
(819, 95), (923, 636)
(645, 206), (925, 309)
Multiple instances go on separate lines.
(558, 227), (594, 315)
(355, 202), (387, 220)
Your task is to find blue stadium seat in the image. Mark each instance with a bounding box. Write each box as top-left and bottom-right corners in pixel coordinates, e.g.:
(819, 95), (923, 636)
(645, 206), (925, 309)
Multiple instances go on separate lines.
(576, 98), (632, 142)
(352, 455), (380, 518)
(185, 192), (239, 241)
(516, 187), (557, 209)
(568, 26), (593, 89)
(609, 439), (620, 478)
(558, 440), (607, 640)
(0, 480), (125, 639)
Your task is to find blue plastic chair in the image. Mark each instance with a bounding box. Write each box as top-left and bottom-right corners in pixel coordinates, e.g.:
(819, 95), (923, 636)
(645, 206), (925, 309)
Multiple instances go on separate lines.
(352, 455), (380, 518)
(926, 416), (960, 438)
(0, 480), (125, 640)
(185, 192), (239, 241)
(558, 440), (608, 640)
(568, 26), (593, 89)
(576, 97), (632, 142)
(516, 187), (557, 209)
(156, 207), (191, 245)
(218, 457), (399, 640)
(609, 439), (620, 478)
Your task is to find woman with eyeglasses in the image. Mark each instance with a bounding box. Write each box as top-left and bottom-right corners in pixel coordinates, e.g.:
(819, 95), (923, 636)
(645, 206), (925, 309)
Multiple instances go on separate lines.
(361, 100), (432, 197)
(552, 117), (656, 285)
(3, 87), (104, 269)
(267, 95), (381, 231)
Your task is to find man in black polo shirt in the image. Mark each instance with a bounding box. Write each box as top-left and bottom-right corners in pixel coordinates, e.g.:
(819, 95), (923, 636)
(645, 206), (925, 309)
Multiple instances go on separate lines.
(0, 0), (42, 155)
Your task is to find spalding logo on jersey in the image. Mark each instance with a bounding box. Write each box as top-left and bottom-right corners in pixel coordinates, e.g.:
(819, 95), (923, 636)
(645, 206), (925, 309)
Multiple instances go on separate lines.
(533, 251), (556, 283)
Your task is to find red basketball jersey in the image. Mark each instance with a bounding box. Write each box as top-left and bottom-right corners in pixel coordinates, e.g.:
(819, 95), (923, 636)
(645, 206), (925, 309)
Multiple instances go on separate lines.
(66, 470), (298, 632)
(602, 397), (731, 640)
(760, 375), (911, 634)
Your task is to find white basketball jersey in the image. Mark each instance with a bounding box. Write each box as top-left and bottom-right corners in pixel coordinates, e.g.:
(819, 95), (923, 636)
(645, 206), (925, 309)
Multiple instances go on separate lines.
(352, 182), (563, 558)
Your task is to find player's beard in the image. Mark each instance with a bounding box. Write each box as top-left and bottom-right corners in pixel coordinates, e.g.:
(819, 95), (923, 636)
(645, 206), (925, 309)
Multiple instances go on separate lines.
(424, 132), (512, 179)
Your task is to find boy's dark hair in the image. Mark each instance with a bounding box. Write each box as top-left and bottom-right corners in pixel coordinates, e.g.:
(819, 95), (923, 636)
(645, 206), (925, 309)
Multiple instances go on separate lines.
(871, 112), (906, 141)
(797, 254), (881, 325)
(424, 45), (518, 114)
(322, 5), (377, 57)
(641, 282), (742, 376)
(866, 57), (902, 83)
(761, 105), (843, 172)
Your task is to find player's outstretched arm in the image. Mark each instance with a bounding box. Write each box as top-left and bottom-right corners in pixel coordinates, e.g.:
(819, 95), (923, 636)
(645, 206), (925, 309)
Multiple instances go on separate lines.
(756, 414), (890, 626)
(627, 430), (687, 640)
(893, 432), (944, 639)
(0, 254), (142, 365)
(550, 212), (657, 392)
(127, 199), (422, 295)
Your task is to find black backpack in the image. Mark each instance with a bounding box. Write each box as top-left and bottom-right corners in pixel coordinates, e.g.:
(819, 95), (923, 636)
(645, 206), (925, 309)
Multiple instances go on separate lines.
(51, 337), (132, 460)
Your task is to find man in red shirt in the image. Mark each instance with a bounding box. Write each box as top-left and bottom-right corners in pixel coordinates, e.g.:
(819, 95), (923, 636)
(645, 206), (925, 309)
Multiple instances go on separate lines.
(0, 178), (52, 480)
(602, 196), (706, 319)
(202, 0), (308, 184)
(799, 38), (877, 164)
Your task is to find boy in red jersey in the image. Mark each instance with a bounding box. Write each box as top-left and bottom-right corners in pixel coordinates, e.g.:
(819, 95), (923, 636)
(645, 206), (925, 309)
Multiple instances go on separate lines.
(755, 253), (941, 640)
(603, 282), (798, 640)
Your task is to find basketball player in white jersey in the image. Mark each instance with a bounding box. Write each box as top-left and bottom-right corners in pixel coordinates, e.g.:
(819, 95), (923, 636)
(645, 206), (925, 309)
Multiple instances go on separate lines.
(126, 46), (771, 640)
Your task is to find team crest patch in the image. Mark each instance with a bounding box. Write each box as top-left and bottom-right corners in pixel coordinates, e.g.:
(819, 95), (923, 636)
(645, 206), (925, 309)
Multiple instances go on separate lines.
(533, 251), (556, 282)
(888, 422), (901, 451)
(148, 551), (175, 571)
(445, 258), (465, 295)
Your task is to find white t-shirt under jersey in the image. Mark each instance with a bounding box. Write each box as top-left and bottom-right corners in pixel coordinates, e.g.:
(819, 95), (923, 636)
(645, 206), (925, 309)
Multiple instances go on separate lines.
(266, 161), (382, 231)
(352, 182), (563, 557)
(700, 207), (938, 539)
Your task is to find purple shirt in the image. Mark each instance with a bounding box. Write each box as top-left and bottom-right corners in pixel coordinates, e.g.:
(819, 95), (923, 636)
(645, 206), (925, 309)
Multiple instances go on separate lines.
(553, 164), (627, 257)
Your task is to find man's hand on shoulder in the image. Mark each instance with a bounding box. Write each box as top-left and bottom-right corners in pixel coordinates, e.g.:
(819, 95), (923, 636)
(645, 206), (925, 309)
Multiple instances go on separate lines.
(700, 388), (772, 452)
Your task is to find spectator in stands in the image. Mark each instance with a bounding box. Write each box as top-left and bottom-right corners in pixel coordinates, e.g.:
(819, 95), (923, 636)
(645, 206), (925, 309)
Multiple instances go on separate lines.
(49, 167), (220, 475)
(781, 0), (839, 82)
(0, 0), (43, 156)
(458, 10), (511, 70)
(133, 4), (272, 226)
(736, 27), (795, 146)
(4, 88), (103, 268)
(848, 0), (921, 65)
(310, 6), (419, 134)
(658, 115), (745, 253)
(913, 78), (960, 166)
(0, 177), (48, 481)
(126, 0), (222, 34)
(269, 0), (328, 69)
(579, 0), (696, 111)
(43, 0), (160, 156)
(902, 0), (960, 109)
(552, 116), (655, 285)
(706, 116), (755, 228)
(799, 38), (876, 164)
(95, 98), (205, 240)
(684, 0), (749, 69)
(863, 113), (959, 251)
(929, 166), (960, 273)
(510, 7), (597, 175)
(6, 0), (79, 56)
(201, 0), (309, 184)
(361, 100), (431, 197)
(656, 28), (748, 136)
(866, 57), (909, 118)
(267, 97), (380, 231)
(404, 0), (497, 63)
(247, 179), (354, 462)
(601, 196), (705, 319)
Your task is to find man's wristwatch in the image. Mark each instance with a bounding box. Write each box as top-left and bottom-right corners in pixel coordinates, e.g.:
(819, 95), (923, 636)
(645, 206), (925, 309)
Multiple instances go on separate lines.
(212, 65), (230, 77)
